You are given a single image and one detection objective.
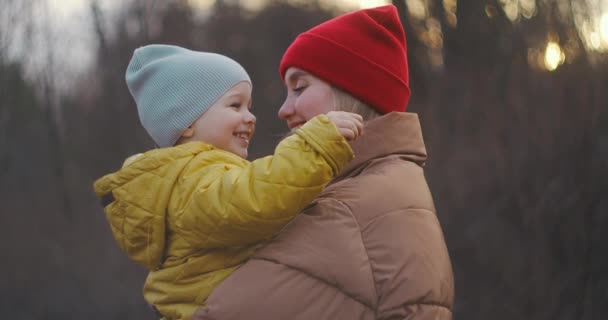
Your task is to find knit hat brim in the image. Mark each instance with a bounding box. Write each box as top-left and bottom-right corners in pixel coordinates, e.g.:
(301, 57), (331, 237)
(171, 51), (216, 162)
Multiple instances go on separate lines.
(279, 5), (410, 114)
(280, 32), (410, 114)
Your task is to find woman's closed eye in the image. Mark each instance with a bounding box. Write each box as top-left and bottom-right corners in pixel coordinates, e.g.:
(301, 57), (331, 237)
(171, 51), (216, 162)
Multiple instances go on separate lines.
(293, 85), (306, 95)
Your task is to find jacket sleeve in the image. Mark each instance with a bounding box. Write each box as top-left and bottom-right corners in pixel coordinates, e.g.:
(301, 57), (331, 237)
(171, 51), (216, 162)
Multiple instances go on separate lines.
(177, 114), (353, 248)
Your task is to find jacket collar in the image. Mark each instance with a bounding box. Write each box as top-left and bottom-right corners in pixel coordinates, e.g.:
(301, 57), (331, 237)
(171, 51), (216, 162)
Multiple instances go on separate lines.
(337, 112), (428, 179)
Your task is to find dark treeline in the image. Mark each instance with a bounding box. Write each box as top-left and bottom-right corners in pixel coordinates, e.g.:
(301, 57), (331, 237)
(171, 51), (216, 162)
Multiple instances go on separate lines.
(1, 0), (606, 319)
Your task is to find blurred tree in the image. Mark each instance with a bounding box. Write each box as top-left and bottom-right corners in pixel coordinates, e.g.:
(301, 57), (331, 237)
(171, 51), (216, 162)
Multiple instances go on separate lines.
(393, 1), (608, 319)
(0, 1), (80, 315)
(0, 60), (41, 190)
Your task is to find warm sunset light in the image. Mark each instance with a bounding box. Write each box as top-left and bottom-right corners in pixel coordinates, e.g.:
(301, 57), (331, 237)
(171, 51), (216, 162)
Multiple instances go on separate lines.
(601, 13), (608, 43)
(189, 0), (391, 12)
(499, 0), (536, 21)
(188, 0), (214, 11)
(544, 42), (565, 71)
(357, 0), (390, 9)
(406, 0), (427, 19)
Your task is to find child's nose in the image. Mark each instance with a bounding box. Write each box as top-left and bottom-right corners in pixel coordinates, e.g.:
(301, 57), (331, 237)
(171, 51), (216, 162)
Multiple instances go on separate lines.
(244, 110), (256, 124)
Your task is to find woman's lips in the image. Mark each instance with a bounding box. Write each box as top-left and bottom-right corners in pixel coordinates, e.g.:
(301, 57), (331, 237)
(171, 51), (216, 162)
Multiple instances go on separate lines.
(288, 121), (305, 131)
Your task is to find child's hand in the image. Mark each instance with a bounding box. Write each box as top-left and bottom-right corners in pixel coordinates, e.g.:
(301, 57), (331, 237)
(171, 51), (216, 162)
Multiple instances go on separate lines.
(326, 111), (364, 141)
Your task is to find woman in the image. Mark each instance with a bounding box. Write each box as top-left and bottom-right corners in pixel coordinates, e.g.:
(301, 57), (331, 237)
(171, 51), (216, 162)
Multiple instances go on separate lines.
(194, 5), (454, 320)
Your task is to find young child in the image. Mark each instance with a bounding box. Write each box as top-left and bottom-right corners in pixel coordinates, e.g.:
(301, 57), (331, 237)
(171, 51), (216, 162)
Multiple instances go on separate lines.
(93, 44), (362, 319)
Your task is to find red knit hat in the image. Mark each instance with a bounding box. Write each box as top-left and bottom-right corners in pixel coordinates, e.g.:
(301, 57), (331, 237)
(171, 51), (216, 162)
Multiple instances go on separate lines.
(280, 5), (410, 113)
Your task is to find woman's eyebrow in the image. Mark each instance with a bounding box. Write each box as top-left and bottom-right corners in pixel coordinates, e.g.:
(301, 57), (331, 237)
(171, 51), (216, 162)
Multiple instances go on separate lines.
(286, 70), (306, 84)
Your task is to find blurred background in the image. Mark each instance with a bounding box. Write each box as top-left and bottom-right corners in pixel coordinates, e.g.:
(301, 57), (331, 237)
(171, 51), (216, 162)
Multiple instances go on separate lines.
(1, 0), (607, 319)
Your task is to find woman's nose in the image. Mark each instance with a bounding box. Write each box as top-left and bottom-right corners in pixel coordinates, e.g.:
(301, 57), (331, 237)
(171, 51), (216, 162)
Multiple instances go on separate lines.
(278, 98), (293, 120)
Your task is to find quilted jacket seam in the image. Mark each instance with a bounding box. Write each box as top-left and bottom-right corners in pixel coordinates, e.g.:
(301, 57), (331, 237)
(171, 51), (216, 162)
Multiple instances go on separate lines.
(253, 256), (374, 311)
(382, 301), (453, 313)
(331, 198), (380, 312)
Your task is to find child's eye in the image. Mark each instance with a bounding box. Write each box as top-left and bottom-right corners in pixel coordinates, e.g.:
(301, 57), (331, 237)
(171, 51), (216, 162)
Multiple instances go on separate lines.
(229, 103), (241, 108)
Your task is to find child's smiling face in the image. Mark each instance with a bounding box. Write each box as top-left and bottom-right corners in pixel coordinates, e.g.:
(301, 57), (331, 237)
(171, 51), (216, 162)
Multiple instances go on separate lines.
(180, 81), (256, 158)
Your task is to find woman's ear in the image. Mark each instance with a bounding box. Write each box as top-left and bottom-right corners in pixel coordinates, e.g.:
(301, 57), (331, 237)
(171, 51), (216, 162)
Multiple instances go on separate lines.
(180, 127), (194, 138)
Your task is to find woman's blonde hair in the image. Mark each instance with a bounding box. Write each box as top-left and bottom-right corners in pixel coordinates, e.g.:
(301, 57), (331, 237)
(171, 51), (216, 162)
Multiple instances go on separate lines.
(331, 86), (381, 121)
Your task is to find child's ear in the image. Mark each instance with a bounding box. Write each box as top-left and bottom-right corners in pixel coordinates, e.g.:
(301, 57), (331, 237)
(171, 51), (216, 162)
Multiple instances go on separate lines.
(181, 127), (194, 138)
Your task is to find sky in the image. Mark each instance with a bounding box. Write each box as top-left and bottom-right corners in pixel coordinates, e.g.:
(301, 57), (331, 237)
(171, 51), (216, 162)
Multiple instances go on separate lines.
(52, 0), (391, 15)
(34, 0), (389, 91)
(26, 0), (608, 90)
(22, 0), (120, 90)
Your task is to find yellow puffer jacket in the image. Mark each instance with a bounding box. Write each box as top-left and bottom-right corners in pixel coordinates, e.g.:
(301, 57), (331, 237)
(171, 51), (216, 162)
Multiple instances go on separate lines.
(93, 115), (353, 319)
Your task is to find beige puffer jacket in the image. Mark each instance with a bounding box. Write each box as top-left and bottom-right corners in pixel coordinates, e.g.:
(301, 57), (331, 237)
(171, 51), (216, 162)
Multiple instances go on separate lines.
(196, 112), (454, 320)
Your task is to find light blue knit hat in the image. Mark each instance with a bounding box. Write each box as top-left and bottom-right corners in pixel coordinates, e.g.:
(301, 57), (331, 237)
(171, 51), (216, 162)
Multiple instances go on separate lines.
(125, 44), (251, 147)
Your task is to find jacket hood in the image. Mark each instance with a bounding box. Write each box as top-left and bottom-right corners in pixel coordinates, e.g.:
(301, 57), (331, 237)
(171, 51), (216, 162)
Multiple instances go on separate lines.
(93, 142), (212, 270)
